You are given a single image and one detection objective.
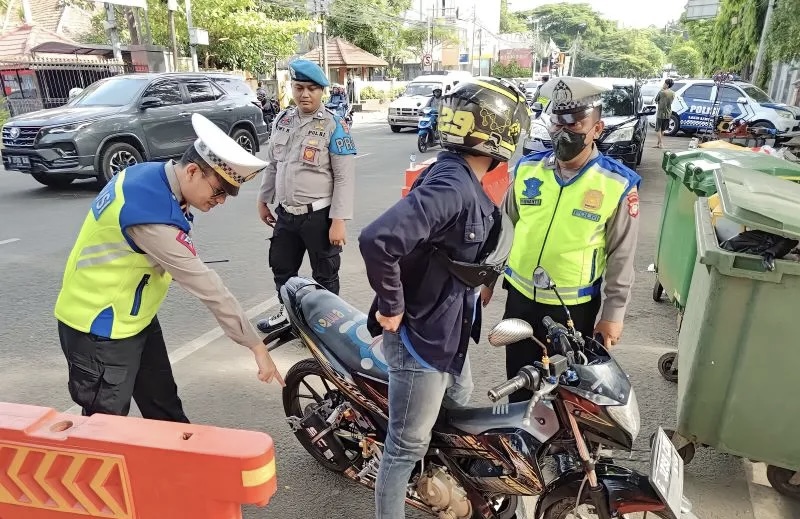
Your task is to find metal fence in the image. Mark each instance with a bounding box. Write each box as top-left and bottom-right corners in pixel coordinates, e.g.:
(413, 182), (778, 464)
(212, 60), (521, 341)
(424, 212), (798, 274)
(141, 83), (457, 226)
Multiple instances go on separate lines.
(0, 58), (148, 117)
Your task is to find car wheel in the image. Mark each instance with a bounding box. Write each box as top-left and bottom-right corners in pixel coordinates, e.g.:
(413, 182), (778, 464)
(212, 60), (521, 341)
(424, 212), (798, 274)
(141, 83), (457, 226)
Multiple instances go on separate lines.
(31, 172), (74, 188)
(98, 142), (143, 185)
(231, 127), (256, 155)
(390, 125), (401, 133)
(665, 114), (680, 136)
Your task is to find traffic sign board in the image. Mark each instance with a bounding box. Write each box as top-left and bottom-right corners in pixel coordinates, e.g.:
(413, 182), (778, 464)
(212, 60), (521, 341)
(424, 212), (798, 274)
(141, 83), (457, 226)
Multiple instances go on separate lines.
(422, 54), (432, 66)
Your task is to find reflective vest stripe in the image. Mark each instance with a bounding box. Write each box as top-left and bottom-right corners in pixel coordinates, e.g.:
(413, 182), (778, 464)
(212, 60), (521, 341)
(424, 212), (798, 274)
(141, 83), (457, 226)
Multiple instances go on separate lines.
(505, 266), (603, 304)
(80, 241), (130, 257)
(76, 249), (135, 269)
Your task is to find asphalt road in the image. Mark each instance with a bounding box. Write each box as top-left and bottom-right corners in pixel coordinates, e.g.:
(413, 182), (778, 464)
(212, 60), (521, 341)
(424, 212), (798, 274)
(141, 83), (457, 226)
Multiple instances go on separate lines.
(1, 118), (798, 519)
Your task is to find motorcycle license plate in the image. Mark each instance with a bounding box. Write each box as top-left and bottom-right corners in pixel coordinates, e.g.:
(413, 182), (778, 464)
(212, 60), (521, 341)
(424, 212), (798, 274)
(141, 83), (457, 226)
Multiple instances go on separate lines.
(649, 427), (684, 519)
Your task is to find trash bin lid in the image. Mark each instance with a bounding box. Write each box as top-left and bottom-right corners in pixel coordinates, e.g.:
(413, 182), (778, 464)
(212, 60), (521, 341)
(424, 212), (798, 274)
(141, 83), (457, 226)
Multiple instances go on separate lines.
(714, 164), (800, 240)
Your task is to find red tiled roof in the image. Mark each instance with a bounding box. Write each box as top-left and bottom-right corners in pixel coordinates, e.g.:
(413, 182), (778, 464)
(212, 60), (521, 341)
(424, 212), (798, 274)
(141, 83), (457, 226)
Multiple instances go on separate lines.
(304, 37), (388, 67)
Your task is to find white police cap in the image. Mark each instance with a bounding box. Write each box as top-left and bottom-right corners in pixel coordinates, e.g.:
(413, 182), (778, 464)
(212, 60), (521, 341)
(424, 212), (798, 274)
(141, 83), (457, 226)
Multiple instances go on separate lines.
(539, 76), (611, 124)
(191, 113), (267, 196)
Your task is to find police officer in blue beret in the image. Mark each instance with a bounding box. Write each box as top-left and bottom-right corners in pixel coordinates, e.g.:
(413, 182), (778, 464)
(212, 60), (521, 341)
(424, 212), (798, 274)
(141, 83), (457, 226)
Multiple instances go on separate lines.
(257, 59), (356, 332)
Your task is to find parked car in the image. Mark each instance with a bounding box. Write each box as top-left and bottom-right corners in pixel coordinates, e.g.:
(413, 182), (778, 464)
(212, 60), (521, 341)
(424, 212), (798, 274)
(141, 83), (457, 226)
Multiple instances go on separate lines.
(654, 78), (800, 137)
(387, 71), (473, 132)
(522, 77), (656, 170)
(1, 72), (269, 187)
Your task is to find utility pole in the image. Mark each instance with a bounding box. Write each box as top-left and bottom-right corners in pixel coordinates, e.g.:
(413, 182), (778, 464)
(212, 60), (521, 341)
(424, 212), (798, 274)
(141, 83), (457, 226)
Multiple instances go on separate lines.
(752, 0), (775, 82)
(185, 0), (199, 71)
(104, 3), (123, 61)
(478, 28), (483, 76)
(471, 7), (476, 75)
(320, 0), (329, 78)
(167, 0), (180, 71)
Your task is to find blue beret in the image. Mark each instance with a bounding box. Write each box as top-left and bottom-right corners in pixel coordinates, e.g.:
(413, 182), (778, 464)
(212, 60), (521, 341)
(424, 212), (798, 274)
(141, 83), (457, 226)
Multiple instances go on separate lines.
(289, 59), (329, 87)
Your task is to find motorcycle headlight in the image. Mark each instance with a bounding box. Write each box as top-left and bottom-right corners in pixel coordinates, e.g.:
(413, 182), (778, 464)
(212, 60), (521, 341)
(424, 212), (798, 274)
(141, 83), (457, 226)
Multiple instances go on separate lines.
(530, 123), (550, 141)
(40, 120), (94, 137)
(604, 124), (635, 144)
(607, 388), (640, 443)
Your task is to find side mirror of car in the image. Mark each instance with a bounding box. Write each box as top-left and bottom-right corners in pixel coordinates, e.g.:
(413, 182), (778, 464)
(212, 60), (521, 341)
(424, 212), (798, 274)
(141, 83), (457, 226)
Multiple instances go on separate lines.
(531, 102), (543, 119)
(638, 105), (657, 117)
(737, 96), (749, 105)
(139, 96), (162, 109)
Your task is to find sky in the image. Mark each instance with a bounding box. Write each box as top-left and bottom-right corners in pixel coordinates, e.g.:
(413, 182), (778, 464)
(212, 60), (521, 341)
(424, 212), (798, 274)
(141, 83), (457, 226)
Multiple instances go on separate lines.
(506, 0), (689, 29)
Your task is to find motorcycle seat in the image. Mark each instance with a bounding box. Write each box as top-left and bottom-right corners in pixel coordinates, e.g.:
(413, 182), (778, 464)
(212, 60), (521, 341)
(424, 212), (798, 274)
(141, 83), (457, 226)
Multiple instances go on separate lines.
(299, 289), (389, 382)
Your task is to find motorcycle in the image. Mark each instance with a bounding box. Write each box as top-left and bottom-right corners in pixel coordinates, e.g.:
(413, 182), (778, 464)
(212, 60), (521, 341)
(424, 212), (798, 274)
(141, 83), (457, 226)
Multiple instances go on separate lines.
(254, 96), (281, 134)
(326, 100), (354, 127)
(267, 269), (697, 519)
(417, 107), (441, 153)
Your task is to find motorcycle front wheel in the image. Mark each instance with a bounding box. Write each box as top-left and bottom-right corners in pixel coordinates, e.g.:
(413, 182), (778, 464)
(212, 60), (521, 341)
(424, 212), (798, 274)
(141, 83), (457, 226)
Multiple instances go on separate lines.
(418, 134), (428, 153)
(542, 499), (670, 519)
(282, 358), (364, 473)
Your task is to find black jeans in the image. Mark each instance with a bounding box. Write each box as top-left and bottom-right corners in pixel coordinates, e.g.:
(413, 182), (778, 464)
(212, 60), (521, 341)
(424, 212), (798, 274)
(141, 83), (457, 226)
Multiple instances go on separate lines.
(58, 317), (189, 422)
(269, 205), (342, 299)
(502, 282), (601, 403)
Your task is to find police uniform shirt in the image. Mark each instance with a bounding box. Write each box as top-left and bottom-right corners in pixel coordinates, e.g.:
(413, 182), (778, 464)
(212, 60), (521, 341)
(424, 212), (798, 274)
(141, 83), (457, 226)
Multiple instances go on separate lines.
(501, 147), (640, 322)
(125, 161), (262, 348)
(258, 106), (356, 219)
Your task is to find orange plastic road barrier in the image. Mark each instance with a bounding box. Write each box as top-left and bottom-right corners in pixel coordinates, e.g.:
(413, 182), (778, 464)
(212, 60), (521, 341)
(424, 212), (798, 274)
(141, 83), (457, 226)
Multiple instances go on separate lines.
(402, 158), (511, 206)
(0, 402), (276, 519)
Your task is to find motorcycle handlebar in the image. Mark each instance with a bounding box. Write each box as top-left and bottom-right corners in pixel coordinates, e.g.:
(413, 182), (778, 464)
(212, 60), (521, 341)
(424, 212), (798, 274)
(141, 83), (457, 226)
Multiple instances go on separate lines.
(542, 316), (571, 356)
(487, 366), (541, 402)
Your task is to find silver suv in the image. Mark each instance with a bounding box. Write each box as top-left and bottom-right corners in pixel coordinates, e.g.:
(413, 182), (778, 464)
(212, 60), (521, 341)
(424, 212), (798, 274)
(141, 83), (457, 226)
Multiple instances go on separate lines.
(1, 72), (269, 187)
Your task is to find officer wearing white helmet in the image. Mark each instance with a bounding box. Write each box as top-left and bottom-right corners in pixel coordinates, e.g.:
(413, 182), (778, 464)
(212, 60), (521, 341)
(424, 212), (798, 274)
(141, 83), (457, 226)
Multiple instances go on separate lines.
(55, 113), (283, 422)
(485, 76), (641, 406)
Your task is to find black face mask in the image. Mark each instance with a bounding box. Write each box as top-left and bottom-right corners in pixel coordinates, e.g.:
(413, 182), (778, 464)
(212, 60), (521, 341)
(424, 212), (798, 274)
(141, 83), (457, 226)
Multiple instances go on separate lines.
(551, 127), (589, 161)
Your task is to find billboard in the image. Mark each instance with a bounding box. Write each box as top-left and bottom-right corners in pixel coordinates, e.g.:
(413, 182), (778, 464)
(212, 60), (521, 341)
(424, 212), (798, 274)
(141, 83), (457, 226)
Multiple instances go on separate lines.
(684, 0), (719, 20)
(498, 48), (532, 69)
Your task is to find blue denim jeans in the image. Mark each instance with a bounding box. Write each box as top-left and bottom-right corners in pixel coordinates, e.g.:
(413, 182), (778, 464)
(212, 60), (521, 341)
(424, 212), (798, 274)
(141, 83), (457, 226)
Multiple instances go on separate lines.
(374, 330), (473, 519)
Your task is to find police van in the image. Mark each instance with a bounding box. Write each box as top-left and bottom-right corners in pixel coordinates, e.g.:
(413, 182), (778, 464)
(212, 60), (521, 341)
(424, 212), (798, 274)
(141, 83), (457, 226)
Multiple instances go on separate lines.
(656, 79), (800, 137)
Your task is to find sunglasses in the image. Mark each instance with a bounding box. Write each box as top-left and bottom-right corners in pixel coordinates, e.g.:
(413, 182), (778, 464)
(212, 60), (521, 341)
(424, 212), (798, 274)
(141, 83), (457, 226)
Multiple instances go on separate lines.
(201, 171), (227, 200)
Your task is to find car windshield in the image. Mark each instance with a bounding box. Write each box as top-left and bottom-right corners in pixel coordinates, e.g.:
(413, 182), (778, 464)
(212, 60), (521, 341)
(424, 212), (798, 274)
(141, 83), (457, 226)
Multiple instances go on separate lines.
(405, 83), (441, 96)
(740, 84), (774, 104)
(69, 77), (149, 107)
(601, 87), (635, 117)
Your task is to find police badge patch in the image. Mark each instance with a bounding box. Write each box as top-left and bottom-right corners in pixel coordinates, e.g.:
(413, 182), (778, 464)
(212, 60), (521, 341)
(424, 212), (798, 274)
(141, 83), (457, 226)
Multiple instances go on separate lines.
(582, 189), (604, 211)
(302, 146), (318, 163)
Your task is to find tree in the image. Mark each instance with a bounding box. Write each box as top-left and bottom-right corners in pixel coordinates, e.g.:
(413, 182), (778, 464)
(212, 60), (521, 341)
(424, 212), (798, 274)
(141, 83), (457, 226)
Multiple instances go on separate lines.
(582, 28), (665, 78)
(492, 60), (530, 78)
(327, 0), (411, 63)
(682, 17), (714, 71)
(669, 43), (701, 76)
(768, 0), (800, 63)
(500, 0), (526, 34)
(79, 0), (311, 72)
(708, 0), (766, 77)
(514, 3), (614, 51)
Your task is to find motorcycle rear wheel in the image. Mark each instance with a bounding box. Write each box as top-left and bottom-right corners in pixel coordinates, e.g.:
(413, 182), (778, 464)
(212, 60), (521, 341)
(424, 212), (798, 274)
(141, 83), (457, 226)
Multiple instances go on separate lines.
(542, 498), (670, 519)
(282, 358), (364, 473)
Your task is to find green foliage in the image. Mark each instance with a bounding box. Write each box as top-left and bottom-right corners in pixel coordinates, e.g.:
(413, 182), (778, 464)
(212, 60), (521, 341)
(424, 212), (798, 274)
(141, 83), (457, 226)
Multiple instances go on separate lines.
(682, 17), (714, 72)
(516, 3), (615, 50)
(768, 0), (800, 63)
(492, 61), (531, 78)
(669, 42), (702, 77)
(327, 0), (412, 68)
(80, 0), (310, 72)
(389, 86), (406, 100)
(708, 0), (765, 76)
(359, 86), (386, 100)
(500, 0), (527, 33)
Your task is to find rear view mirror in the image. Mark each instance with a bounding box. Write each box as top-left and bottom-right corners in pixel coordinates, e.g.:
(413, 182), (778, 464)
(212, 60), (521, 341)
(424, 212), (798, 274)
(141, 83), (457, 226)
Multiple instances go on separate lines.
(139, 96), (162, 109)
(488, 319), (534, 347)
(737, 96), (748, 105)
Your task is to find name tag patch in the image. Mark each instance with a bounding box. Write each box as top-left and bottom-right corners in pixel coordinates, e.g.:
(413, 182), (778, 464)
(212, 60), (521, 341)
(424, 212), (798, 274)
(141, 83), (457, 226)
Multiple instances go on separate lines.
(520, 198), (542, 206)
(307, 129), (327, 138)
(572, 209), (600, 222)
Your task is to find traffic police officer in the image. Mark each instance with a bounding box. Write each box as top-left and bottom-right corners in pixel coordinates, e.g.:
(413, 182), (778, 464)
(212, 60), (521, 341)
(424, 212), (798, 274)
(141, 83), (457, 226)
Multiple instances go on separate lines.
(485, 76), (641, 404)
(257, 59), (356, 333)
(55, 113), (283, 422)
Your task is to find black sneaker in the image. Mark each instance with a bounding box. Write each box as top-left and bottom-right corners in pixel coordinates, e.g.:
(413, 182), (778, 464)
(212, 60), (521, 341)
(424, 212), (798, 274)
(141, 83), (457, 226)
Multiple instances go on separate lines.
(256, 305), (287, 333)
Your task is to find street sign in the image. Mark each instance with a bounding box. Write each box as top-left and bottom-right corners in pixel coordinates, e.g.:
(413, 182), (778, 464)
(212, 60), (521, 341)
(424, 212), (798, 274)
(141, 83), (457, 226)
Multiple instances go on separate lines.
(422, 54), (432, 66)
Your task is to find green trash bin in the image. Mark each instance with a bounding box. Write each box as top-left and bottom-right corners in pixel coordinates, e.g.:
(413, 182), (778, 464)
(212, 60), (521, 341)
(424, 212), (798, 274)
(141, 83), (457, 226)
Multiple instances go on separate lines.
(653, 149), (800, 311)
(676, 164), (800, 476)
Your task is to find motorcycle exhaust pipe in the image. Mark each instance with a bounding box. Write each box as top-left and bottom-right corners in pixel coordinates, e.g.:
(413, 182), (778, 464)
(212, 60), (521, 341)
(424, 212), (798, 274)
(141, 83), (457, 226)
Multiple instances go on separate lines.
(296, 407), (351, 467)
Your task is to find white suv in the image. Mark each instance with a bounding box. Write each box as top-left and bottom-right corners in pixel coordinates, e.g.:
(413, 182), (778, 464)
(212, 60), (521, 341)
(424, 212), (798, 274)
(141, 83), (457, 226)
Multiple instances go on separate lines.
(654, 79), (800, 137)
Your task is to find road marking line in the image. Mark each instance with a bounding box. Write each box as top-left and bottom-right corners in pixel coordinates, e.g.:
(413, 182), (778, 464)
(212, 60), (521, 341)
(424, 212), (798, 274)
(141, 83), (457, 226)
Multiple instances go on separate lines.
(0, 238), (20, 245)
(63, 294), (279, 415)
(355, 153), (372, 159)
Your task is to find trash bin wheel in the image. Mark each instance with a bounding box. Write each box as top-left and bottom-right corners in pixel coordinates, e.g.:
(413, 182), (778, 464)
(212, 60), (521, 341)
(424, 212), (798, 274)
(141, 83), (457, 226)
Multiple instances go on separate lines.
(658, 352), (679, 383)
(766, 465), (800, 501)
(650, 429), (696, 465)
(652, 279), (664, 302)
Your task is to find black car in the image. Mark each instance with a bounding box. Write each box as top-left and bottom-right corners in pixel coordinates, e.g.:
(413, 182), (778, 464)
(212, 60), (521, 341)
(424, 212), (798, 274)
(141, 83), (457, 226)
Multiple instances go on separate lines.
(522, 77), (657, 170)
(1, 72), (269, 187)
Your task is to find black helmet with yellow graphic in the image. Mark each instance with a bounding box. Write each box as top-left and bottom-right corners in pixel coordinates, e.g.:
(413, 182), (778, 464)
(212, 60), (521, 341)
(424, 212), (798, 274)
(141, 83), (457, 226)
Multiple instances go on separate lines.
(438, 76), (531, 162)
